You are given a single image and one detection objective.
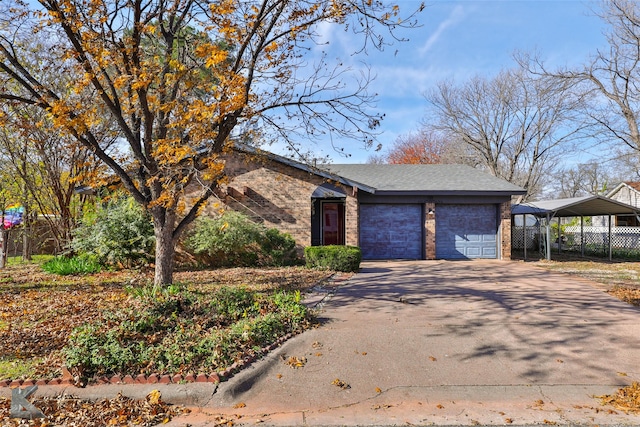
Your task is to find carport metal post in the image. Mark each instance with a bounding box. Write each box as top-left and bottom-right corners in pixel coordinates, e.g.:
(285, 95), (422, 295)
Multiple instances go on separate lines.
(608, 214), (613, 261)
(580, 216), (585, 257)
(545, 213), (552, 261)
(557, 217), (562, 255)
(522, 214), (527, 261)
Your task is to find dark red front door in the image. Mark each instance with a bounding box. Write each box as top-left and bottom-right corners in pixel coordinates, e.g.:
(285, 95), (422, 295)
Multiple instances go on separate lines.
(322, 202), (344, 245)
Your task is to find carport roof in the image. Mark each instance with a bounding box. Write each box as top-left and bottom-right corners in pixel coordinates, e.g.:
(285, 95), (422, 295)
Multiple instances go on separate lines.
(512, 195), (640, 217)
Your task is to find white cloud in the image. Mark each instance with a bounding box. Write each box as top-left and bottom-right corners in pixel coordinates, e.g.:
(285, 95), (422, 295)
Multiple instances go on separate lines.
(418, 4), (465, 56)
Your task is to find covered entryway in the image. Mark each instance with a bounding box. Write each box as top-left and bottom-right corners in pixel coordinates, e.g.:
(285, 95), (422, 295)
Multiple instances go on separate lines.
(435, 204), (499, 259)
(311, 184), (346, 247)
(359, 204), (423, 260)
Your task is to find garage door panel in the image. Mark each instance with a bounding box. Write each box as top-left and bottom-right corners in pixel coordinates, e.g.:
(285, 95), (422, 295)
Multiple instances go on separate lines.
(360, 204), (422, 260)
(436, 204), (498, 259)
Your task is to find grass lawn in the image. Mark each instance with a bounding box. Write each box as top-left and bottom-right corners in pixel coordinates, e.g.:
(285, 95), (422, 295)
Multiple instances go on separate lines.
(0, 258), (332, 383)
(525, 254), (640, 306)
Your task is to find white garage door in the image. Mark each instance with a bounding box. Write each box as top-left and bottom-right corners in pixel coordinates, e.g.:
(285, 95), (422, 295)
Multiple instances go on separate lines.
(360, 204), (423, 260)
(435, 204), (498, 259)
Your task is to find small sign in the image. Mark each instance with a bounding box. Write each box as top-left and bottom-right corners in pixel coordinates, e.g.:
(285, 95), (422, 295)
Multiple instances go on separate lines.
(10, 385), (45, 419)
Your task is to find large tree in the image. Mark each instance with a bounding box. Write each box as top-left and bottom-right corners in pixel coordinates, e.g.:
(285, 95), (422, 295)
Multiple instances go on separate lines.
(368, 129), (448, 164)
(521, 0), (640, 161)
(425, 67), (587, 200)
(0, 0), (421, 284)
(551, 162), (613, 199)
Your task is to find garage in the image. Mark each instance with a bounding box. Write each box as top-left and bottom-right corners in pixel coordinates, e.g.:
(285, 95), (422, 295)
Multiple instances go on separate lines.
(436, 204), (498, 259)
(360, 204), (423, 260)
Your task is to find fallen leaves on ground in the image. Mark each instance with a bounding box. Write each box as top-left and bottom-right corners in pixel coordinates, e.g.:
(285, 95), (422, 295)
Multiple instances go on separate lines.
(372, 404), (394, 410)
(283, 356), (306, 369)
(0, 264), (330, 380)
(534, 259), (640, 291)
(608, 286), (640, 306)
(0, 390), (188, 426)
(598, 381), (640, 413)
(331, 378), (350, 389)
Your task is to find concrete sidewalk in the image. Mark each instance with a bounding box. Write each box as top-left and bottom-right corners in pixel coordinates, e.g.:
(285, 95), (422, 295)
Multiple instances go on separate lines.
(10, 260), (640, 426)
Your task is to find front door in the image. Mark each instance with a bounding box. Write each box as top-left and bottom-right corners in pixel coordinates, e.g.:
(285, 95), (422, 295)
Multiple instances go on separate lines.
(322, 202), (345, 245)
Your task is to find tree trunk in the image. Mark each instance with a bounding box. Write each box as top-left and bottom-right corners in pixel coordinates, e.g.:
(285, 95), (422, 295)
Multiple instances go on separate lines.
(153, 210), (177, 286)
(22, 226), (31, 261)
(0, 229), (8, 269)
(22, 209), (32, 262)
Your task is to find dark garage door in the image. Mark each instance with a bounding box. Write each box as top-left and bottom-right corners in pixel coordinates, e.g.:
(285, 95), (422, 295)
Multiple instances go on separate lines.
(436, 204), (498, 259)
(360, 204), (423, 260)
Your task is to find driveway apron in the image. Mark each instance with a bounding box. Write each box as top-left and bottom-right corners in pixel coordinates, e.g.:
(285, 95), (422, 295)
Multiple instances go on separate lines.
(202, 260), (640, 426)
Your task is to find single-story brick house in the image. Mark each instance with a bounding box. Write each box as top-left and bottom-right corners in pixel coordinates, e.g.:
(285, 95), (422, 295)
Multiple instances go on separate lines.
(203, 149), (526, 260)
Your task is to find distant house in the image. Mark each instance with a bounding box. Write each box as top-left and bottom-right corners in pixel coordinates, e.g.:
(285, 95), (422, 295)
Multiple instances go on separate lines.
(201, 149), (526, 260)
(602, 182), (640, 226)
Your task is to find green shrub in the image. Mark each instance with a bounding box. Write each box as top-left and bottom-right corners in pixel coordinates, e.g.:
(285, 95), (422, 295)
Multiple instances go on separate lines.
(261, 228), (299, 266)
(63, 285), (312, 378)
(72, 196), (154, 267)
(42, 255), (102, 275)
(304, 245), (361, 272)
(184, 211), (299, 267)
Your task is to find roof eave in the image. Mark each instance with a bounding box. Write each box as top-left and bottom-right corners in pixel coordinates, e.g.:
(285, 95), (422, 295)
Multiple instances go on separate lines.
(234, 145), (378, 194)
(371, 190), (527, 197)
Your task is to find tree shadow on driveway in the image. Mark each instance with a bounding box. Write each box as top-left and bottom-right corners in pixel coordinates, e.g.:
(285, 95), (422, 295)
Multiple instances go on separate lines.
(319, 260), (640, 385)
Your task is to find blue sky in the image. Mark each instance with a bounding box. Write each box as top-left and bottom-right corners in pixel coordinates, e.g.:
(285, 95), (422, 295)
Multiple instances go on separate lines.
(304, 0), (608, 163)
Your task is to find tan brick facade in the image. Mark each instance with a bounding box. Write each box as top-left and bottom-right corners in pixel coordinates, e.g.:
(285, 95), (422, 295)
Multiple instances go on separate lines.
(199, 154), (357, 253)
(500, 201), (512, 259)
(192, 153), (517, 260)
(425, 202), (436, 259)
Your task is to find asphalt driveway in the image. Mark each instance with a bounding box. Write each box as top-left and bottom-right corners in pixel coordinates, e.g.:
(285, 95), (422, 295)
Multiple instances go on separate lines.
(189, 260), (640, 426)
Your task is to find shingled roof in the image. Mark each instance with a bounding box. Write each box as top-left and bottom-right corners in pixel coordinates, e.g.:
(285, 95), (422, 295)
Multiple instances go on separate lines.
(323, 164), (526, 195)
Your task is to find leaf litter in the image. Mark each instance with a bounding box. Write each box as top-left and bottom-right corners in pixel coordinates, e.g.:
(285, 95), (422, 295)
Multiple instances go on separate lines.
(598, 382), (640, 414)
(0, 390), (188, 426)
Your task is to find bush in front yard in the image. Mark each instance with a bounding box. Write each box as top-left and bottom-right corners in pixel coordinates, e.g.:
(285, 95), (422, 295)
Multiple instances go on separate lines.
(304, 245), (361, 272)
(71, 196), (155, 267)
(184, 211), (299, 267)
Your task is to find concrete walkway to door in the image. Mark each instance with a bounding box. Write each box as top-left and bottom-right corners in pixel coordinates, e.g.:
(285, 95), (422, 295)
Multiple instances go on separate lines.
(170, 260), (640, 426)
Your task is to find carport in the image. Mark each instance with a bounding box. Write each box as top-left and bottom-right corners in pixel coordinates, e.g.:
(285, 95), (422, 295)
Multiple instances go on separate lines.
(512, 195), (640, 260)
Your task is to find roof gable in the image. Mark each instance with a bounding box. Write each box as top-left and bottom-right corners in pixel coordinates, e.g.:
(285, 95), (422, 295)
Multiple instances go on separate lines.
(607, 181), (640, 198)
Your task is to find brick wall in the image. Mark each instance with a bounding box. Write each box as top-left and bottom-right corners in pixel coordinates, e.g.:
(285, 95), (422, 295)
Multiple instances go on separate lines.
(425, 202), (436, 259)
(198, 153), (358, 253)
(500, 201), (512, 259)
